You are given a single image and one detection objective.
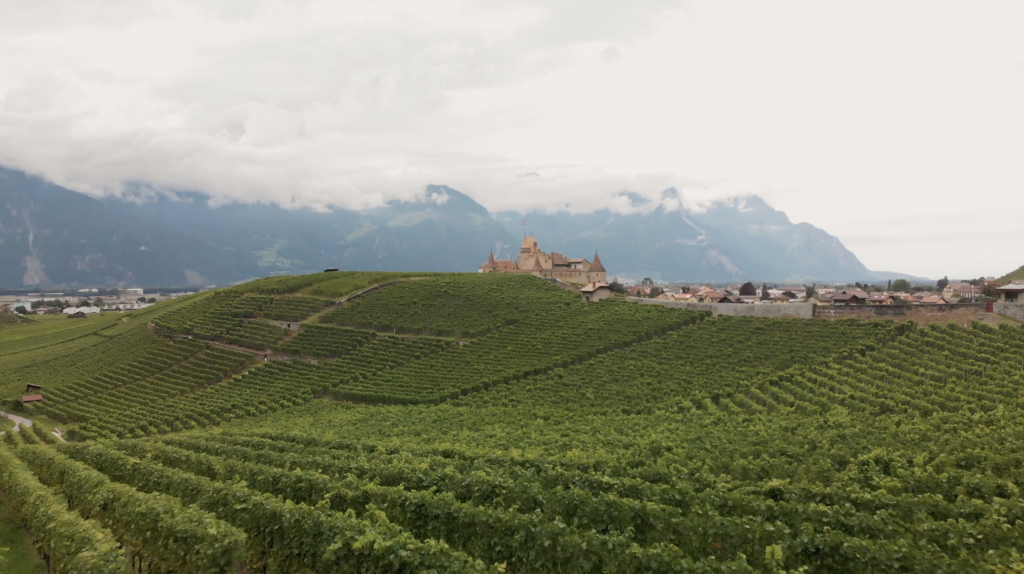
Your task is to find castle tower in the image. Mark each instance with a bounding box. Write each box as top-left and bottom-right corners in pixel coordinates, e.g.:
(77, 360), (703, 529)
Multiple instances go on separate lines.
(589, 252), (607, 283)
(518, 235), (540, 269)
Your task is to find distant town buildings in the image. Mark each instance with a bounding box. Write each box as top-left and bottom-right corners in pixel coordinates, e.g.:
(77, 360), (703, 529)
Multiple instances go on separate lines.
(613, 276), (1013, 308)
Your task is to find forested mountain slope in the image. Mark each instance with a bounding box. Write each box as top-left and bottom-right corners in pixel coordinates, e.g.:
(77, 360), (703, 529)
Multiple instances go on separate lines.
(2, 165), (923, 286)
(2, 271), (1024, 572)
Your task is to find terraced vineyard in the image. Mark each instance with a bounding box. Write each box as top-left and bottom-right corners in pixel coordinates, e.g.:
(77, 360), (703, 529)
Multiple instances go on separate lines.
(272, 324), (375, 358)
(321, 273), (565, 337)
(4, 271), (1024, 573)
(0, 313), (32, 329)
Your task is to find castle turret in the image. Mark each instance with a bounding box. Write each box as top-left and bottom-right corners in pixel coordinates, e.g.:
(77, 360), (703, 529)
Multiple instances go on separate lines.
(589, 252), (607, 283)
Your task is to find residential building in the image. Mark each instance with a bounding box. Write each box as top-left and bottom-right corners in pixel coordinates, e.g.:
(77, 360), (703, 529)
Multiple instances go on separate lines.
(580, 282), (612, 302)
(777, 286), (807, 298)
(830, 288), (870, 305)
(945, 282), (979, 299)
(997, 283), (1024, 303)
(62, 306), (101, 315)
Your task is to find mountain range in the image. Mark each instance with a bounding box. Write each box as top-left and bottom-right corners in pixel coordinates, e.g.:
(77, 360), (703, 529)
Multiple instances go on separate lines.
(0, 166), (927, 288)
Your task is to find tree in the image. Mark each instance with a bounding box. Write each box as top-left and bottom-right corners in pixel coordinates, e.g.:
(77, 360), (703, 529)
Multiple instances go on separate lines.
(937, 276), (949, 290)
(891, 279), (912, 292)
(14, 305), (27, 315)
(93, 297), (104, 307)
(782, 291), (797, 299)
(739, 282), (757, 296)
(887, 279), (892, 290)
(608, 281), (627, 295)
(147, 297), (157, 304)
(760, 283), (770, 301)
(805, 284), (817, 298)
(982, 282), (1003, 299)
(648, 286), (664, 298)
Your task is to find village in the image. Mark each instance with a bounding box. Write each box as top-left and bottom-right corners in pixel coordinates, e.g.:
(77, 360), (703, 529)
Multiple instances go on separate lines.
(0, 288), (193, 317)
(478, 234), (1024, 307)
(618, 278), (1024, 306)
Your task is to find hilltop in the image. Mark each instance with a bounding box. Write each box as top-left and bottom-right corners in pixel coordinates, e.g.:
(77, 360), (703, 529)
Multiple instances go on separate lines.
(2, 271), (1024, 572)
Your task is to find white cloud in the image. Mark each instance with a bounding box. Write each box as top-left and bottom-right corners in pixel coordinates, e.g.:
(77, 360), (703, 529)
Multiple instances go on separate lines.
(0, 0), (1022, 278)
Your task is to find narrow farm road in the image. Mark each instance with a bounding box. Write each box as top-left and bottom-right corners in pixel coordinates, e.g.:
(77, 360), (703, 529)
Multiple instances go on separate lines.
(0, 411), (34, 433)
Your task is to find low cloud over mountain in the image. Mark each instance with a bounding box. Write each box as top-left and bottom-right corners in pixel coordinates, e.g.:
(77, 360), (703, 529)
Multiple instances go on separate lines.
(0, 167), (925, 287)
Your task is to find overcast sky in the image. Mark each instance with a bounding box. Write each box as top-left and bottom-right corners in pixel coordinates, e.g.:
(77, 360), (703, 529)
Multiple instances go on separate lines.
(1, 0), (1022, 279)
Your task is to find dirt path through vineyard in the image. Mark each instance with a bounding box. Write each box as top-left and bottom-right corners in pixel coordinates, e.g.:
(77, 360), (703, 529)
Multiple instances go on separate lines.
(0, 411), (34, 433)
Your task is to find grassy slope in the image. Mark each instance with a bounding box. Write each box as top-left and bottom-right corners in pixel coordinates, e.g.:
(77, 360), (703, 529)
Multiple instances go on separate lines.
(0, 500), (46, 574)
(1000, 264), (1024, 282)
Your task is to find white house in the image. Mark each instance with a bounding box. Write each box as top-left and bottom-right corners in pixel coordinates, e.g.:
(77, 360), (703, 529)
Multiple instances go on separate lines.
(62, 306), (102, 315)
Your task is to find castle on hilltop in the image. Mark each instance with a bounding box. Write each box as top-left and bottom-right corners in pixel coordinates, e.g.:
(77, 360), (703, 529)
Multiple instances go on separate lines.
(479, 234), (607, 284)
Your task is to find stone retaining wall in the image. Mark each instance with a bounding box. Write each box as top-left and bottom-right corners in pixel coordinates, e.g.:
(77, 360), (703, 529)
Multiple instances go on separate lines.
(626, 298), (815, 318)
(813, 303), (986, 326)
(626, 298), (1002, 326)
(994, 303), (1024, 321)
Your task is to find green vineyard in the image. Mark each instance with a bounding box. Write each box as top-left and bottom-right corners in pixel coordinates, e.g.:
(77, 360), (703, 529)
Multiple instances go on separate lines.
(0, 313), (32, 329)
(2, 271), (1024, 573)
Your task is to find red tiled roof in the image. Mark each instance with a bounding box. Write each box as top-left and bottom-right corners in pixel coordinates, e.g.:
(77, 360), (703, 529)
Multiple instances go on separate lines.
(481, 260), (518, 271)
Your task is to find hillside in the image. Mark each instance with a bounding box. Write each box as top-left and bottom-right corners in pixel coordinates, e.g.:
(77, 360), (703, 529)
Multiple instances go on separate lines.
(1, 165), (925, 287)
(2, 272), (1024, 572)
(1000, 264), (1024, 282)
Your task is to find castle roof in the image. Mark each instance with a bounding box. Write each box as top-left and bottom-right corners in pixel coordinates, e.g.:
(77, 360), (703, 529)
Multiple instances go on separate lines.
(531, 256), (543, 271)
(521, 235), (538, 251)
(590, 252), (606, 273)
